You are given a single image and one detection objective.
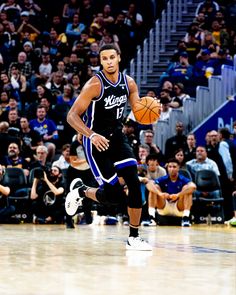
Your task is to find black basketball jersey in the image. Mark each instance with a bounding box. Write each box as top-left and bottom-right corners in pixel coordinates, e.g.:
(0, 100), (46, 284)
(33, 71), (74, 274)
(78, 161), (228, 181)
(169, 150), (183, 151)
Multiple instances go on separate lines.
(83, 71), (129, 133)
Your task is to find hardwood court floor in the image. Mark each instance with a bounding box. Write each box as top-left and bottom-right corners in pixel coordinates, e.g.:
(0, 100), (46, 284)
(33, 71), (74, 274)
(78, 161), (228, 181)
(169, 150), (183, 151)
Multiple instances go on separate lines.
(0, 223), (235, 295)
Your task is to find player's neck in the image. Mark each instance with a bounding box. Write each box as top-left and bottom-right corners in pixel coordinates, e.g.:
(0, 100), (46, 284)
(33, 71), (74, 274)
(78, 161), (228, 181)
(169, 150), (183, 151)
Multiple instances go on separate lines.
(102, 70), (119, 83)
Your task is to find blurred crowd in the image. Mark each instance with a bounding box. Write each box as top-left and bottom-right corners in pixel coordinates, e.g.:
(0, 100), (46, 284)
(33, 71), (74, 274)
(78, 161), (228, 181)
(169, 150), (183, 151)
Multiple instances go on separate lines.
(0, 0), (236, 228)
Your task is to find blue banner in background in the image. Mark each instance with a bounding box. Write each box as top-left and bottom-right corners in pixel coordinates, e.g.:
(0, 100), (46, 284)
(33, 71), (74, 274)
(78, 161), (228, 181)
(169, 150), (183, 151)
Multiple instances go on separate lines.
(193, 99), (236, 146)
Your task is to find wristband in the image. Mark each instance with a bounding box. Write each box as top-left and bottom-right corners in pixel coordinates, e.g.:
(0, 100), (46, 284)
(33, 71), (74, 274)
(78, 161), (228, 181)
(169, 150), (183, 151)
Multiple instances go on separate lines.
(89, 133), (97, 140)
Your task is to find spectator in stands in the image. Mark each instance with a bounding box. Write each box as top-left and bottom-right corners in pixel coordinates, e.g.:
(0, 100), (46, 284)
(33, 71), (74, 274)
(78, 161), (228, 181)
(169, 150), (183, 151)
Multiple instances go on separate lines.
(0, 164), (15, 223)
(56, 83), (76, 107)
(79, 0), (95, 27)
(46, 70), (66, 101)
(65, 52), (83, 77)
(30, 145), (51, 171)
(212, 49), (233, 76)
(171, 83), (190, 108)
(205, 131), (212, 146)
(34, 53), (52, 86)
(7, 107), (21, 134)
(0, 0), (21, 25)
(159, 102), (172, 121)
(70, 73), (81, 96)
(62, 0), (80, 20)
(50, 15), (66, 37)
(21, 0), (42, 19)
(186, 145), (220, 179)
(184, 21), (205, 48)
(19, 116), (42, 162)
(218, 128), (235, 182)
(139, 153), (167, 226)
(174, 148), (187, 170)
(102, 4), (115, 27)
(160, 52), (193, 84)
(9, 51), (33, 80)
(22, 41), (40, 71)
(143, 129), (164, 163)
(30, 165), (66, 224)
(195, 0), (220, 20)
(165, 121), (188, 160)
(145, 153), (166, 181)
(184, 31), (202, 65)
(55, 60), (68, 80)
(146, 158), (196, 227)
(171, 40), (188, 63)
(210, 20), (230, 48)
(0, 91), (9, 120)
(34, 84), (52, 103)
(0, 72), (19, 101)
(201, 31), (220, 55)
(99, 31), (120, 53)
(205, 129), (231, 213)
(162, 80), (174, 95)
(184, 133), (197, 162)
(9, 63), (27, 105)
(112, 11), (131, 68)
(0, 121), (20, 159)
(1, 142), (30, 176)
(17, 11), (41, 43)
(65, 12), (85, 45)
(52, 143), (70, 170)
(39, 97), (54, 119)
(29, 105), (58, 162)
(159, 88), (172, 105)
(193, 49), (214, 83)
(146, 89), (157, 98)
(138, 143), (150, 168)
(194, 12), (209, 31)
(218, 127), (236, 219)
(123, 2), (143, 40)
(87, 51), (101, 75)
(47, 28), (68, 65)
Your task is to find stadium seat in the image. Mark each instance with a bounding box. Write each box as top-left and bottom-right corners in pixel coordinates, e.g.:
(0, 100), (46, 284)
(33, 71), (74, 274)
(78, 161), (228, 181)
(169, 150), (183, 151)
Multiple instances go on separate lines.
(191, 169), (224, 224)
(2, 168), (31, 222)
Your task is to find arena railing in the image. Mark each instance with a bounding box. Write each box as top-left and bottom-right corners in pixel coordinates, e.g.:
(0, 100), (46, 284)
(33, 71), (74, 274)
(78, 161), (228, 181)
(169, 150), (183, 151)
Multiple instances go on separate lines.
(154, 64), (236, 153)
(125, 0), (188, 92)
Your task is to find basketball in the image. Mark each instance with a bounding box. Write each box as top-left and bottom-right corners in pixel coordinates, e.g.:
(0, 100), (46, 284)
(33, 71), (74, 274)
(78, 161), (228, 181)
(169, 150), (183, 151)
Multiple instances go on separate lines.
(133, 96), (161, 125)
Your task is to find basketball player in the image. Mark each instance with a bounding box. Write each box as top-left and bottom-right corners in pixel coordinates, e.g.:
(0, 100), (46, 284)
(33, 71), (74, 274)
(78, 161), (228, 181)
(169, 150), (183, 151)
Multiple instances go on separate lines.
(65, 44), (155, 250)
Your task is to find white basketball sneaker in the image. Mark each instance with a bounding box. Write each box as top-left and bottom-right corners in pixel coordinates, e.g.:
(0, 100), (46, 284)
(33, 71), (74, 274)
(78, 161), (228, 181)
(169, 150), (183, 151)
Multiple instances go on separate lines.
(65, 178), (87, 216)
(126, 237), (152, 251)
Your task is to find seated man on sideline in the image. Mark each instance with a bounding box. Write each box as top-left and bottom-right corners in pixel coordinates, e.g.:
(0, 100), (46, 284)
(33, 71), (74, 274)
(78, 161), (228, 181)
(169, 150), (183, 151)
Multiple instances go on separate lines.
(139, 153), (167, 226)
(146, 158), (196, 226)
(0, 165), (15, 223)
(30, 165), (66, 224)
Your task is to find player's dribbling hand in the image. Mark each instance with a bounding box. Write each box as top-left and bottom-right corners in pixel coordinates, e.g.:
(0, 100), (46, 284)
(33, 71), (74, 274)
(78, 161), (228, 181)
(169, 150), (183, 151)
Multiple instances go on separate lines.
(90, 133), (109, 152)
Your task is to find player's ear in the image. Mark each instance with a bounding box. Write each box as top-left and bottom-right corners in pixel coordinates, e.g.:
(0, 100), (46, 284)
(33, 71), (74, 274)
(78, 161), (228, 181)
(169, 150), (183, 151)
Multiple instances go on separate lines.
(118, 55), (121, 62)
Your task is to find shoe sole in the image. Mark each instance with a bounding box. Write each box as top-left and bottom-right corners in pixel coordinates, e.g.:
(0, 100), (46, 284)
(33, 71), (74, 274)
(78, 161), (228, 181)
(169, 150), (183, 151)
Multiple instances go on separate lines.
(65, 189), (83, 216)
(126, 244), (153, 251)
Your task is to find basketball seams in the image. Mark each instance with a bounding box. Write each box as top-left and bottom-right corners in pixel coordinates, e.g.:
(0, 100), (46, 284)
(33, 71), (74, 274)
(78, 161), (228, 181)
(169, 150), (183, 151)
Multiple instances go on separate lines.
(133, 96), (160, 124)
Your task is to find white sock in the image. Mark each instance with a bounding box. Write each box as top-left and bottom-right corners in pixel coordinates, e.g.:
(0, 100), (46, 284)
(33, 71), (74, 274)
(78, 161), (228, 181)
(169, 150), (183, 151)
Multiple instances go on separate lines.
(148, 207), (156, 218)
(183, 210), (190, 217)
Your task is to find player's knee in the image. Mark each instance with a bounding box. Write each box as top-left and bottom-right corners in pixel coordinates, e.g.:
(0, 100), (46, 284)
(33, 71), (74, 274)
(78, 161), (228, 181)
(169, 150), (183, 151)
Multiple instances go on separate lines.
(119, 165), (142, 208)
